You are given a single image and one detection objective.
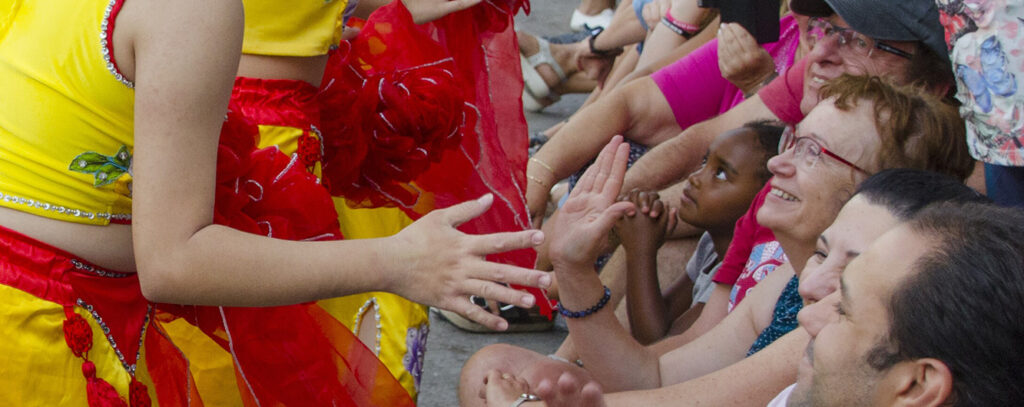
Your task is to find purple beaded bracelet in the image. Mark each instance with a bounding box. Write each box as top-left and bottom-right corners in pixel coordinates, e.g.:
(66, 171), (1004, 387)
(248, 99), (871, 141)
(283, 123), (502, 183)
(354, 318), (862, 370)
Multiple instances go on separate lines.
(557, 286), (612, 318)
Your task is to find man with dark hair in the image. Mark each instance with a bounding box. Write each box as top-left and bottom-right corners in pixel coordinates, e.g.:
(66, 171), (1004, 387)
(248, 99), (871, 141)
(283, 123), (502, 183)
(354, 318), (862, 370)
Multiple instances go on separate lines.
(789, 203), (1024, 406)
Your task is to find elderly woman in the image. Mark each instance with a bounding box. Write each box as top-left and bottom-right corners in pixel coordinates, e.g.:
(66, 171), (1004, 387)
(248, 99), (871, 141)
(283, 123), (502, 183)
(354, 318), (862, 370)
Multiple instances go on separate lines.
(467, 74), (974, 407)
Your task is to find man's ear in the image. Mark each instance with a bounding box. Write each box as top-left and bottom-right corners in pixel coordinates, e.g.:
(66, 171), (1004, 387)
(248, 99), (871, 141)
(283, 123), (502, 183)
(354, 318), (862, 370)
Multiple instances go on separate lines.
(889, 358), (954, 407)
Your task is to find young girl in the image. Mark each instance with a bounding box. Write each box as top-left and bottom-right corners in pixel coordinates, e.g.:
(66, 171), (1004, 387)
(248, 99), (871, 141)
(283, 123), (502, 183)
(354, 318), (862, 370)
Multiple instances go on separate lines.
(615, 120), (783, 344)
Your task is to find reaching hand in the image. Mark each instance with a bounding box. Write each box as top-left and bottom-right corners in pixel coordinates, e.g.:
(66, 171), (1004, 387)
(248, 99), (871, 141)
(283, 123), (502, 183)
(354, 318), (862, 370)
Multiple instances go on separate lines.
(613, 189), (677, 253)
(390, 193), (550, 331)
(547, 136), (634, 270)
(534, 372), (607, 407)
(402, 0), (482, 24)
(717, 23), (776, 94)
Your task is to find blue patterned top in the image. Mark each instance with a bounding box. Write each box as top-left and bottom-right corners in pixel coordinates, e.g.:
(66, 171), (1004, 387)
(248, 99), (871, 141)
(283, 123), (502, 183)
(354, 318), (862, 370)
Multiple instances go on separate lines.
(747, 275), (802, 356)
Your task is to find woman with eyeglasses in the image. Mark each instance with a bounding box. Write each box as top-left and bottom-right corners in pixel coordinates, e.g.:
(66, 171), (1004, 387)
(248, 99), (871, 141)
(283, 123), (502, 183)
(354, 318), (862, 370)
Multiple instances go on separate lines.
(477, 74), (974, 407)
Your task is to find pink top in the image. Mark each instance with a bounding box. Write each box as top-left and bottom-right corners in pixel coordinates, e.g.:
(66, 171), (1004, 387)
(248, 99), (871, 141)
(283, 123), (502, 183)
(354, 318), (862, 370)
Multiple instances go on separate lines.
(758, 56), (808, 125)
(652, 14), (800, 129)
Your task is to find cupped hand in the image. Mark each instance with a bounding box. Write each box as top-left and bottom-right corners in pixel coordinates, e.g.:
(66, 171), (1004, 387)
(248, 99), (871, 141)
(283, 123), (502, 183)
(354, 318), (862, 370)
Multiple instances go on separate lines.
(613, 189), (677, 252)
(534, 372), (607, 407)
(482, 370), (532, 406)
(717, 23), (776, 94)
(390, 193), (551, 331)
(402, 0), (482, 24)
(547, 136), (634, 270)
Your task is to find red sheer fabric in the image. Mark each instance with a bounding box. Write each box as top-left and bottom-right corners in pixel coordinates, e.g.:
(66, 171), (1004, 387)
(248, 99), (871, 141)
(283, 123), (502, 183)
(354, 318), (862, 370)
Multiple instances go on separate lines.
(319, 0), (552, 316)
(155, 103), (414, 406)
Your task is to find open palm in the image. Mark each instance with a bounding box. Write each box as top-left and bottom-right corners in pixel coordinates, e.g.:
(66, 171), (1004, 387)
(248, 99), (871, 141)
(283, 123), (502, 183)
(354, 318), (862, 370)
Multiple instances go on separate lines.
(547, 136), (634, 269)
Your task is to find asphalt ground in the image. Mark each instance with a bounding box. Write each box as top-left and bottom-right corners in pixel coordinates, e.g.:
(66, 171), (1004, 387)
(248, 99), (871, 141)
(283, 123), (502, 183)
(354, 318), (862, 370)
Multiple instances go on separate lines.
(417, 1), (588, 405)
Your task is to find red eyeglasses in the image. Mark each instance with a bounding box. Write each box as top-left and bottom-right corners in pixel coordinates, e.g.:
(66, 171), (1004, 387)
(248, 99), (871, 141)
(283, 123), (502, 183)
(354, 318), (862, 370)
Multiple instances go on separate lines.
(779, 126), (869, 174)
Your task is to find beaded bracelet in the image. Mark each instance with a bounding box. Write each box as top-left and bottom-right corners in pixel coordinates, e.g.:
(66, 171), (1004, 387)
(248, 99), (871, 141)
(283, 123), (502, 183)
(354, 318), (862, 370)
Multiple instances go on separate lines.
(661, 14), (699, 39)
(557, 286), (611, 318)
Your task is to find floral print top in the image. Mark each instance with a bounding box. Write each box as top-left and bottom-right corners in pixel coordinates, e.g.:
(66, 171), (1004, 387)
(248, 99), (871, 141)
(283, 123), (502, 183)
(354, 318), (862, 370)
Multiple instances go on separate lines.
(939, 0), (1024, 166)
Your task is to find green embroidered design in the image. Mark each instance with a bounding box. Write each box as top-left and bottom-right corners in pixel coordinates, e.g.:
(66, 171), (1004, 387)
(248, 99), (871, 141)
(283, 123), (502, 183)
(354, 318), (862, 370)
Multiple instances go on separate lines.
(69, 145), (132, 187)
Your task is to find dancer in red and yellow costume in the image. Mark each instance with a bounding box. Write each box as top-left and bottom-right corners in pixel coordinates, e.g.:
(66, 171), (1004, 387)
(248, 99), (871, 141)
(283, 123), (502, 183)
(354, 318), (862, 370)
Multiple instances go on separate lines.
(0, 0), (548, 405)
(170, 0), (547, 402)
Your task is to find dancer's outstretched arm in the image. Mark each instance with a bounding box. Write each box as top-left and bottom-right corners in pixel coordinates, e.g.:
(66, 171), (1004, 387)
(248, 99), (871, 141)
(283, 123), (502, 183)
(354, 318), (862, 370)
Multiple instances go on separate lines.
(128, 0), (548, 331)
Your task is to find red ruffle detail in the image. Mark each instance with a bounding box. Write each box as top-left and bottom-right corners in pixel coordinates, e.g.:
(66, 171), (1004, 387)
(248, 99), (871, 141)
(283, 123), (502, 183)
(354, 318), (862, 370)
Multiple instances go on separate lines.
(214, 103), (342, 241)
(64, 307), (93, 357)
(319, 5), (477, 209)
(319, 0), (551, 316)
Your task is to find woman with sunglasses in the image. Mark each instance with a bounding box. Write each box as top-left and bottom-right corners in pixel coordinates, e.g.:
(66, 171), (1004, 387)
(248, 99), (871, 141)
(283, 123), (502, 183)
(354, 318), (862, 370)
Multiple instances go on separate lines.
(475, 74), (974, 407)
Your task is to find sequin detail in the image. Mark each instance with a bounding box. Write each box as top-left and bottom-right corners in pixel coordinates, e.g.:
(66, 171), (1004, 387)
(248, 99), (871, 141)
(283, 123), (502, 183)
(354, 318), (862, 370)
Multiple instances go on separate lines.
(0, 190), (131, 222)
(71, 259), (132, 279)
(77, 298), (151, 375)
(353, 297), (382, 355)
(100, 0), (134, 88)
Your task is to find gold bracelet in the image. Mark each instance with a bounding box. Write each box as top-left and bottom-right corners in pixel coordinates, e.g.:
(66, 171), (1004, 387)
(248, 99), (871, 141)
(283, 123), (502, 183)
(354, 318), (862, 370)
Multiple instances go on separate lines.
(527, 174), (550, 188)
(529, 157), (555, 174)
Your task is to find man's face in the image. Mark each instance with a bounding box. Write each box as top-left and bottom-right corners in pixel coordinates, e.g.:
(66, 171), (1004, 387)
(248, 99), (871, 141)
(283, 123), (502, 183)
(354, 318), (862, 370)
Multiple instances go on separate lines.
(788, 225), (931, 407)
(800, 14), (917, 114)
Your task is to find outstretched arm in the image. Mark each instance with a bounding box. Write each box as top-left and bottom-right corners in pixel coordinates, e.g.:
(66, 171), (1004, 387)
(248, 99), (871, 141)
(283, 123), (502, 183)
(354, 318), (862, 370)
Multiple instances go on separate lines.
(546, 137), (666, 391)
(527, 77), (679, 226)
(128, 0), (548, 331)
(622, 94), (778, 192)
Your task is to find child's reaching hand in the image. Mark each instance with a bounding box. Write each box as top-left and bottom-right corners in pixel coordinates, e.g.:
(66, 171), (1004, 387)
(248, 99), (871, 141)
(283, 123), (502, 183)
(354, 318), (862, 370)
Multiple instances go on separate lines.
(614, 189), (678, 255)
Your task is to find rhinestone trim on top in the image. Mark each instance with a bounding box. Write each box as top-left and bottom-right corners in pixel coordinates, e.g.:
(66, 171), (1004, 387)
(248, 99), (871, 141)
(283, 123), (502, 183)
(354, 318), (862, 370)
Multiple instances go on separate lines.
(70, 259), (132, 279)
(100, 0), (134, 88)
(76, 298), (151, 375)
(353, 297), (382, 355)
(0, 190), (131, 223)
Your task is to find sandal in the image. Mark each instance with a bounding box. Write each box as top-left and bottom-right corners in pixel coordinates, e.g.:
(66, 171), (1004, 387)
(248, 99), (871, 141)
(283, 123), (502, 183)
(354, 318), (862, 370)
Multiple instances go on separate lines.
(521, 36), (567, 112)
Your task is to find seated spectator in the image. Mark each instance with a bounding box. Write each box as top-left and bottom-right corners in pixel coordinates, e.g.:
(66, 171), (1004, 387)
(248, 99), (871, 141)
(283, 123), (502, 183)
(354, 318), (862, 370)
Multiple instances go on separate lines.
(463, 74), (973, 407)
(781, 202), (1024, 406)
(939, 0), (1024, 207)
(614, 121), (783, 344)
(486, 174), (1003, 407)
(627, 0), (960, 348)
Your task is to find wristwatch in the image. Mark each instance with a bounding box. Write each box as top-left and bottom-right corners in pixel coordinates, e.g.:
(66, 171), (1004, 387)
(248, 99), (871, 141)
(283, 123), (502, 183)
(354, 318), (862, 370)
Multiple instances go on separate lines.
(511, 393), (541, 407)
(587, 26), (624, 58)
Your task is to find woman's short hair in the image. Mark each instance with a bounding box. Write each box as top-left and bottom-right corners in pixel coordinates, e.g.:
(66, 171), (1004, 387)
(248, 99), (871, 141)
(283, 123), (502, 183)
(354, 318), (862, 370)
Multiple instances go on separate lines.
(819, 75), (974, 181)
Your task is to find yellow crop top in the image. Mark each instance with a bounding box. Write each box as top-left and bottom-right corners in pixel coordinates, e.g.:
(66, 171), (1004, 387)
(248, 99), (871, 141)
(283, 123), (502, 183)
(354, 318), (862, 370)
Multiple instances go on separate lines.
(0, 0), (135, 225)
(242, 0), (349, 57)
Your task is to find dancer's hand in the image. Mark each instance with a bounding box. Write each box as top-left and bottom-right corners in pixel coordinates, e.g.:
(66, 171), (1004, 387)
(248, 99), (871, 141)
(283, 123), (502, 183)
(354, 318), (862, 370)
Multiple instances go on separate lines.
(718, 22), (775, 94)
(389, 194), (550, 331)
(534, 372), (607, 407)
(482, 370), (533, 406)
(547, 136), (633, 270)
(403, 0), (481, 24)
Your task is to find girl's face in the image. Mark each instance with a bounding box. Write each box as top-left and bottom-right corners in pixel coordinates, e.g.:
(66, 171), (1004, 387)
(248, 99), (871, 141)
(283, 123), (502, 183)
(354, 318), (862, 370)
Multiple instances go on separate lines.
(757, 98), (879, 244)
(676, 127), (770, 233)
(797, 195), (899, 305)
